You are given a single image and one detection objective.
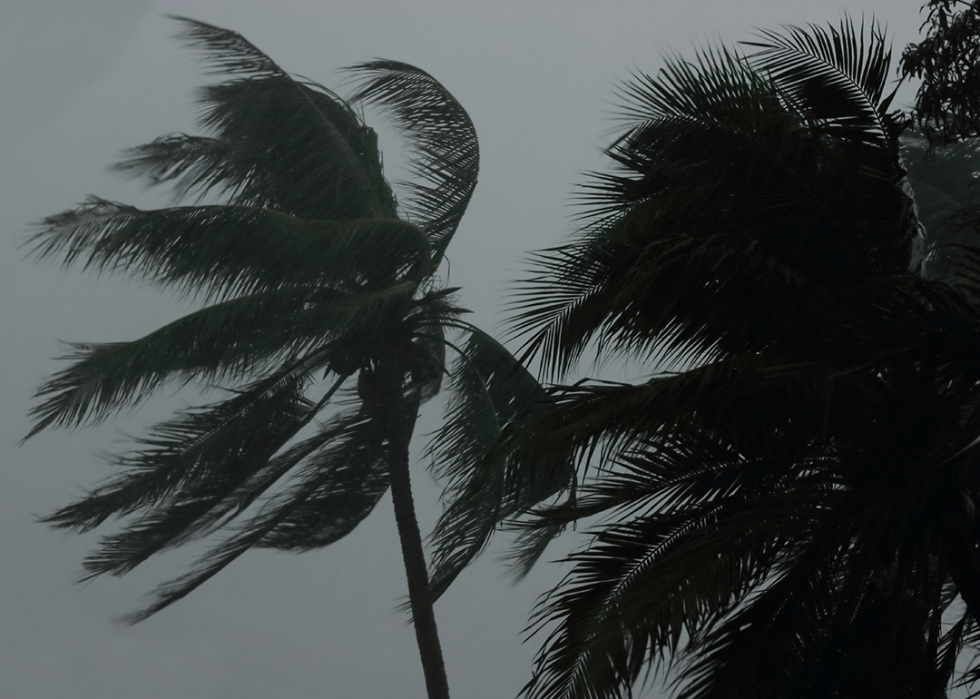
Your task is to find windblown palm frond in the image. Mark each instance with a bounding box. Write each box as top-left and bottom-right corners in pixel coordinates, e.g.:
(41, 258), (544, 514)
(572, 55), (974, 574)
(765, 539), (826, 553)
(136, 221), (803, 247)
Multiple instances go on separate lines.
(744, 18), (902, 145)
(425, 327), (575, 599)
(347, 60), (480, 267)
(116, 16), (396, 220)
(122, 405), (384, 622)
(520, 317), (980, 698)
(25, 281), (422, 438)
(26, 197), (431, 300)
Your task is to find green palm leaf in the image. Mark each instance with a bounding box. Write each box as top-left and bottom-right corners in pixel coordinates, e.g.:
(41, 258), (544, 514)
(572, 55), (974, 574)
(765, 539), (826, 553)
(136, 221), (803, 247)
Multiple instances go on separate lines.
(27, 197), (431, 300)
(426, 327), (574, 599)
(744, 18), (901, 144)
(120, 16), (396, 220)
(70, 374), (320, 580)
(347, 60), (480, 266)
(121, 407), (372, 621)
(26, 281), (421, 437)
(40, 369), (330, 534)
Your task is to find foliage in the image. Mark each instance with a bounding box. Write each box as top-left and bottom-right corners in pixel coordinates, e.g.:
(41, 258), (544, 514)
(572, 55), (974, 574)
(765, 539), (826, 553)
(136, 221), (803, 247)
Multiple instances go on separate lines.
(24, 17), (560, 699)
(507, 19), (980, 699)
(901, 0), (980, 143)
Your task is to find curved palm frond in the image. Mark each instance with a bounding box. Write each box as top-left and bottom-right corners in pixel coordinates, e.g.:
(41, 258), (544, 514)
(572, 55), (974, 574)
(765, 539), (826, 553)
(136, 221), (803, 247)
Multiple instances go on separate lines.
(71, 375), (321, 581)
(117, 16), (396, 221)
(27, 197), (431, 300)
(40, 369), (344, 535)
(425, 327), (575, 599)
(26, 281), (421, 437)
(744, 17), (901, 145)
(347, 60), (480, 267)
(121, 405), (381, 621)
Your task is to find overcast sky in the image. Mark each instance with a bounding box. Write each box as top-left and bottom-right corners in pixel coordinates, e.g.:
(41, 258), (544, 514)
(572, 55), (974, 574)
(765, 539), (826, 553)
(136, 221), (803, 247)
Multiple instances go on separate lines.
(1, 2), (928, 698)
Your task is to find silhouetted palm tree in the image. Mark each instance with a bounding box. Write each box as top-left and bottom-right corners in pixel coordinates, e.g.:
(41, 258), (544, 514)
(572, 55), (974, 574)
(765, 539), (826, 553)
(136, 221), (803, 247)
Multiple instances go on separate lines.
(504, 20), (980, 699)
(24, 17), (527, 699)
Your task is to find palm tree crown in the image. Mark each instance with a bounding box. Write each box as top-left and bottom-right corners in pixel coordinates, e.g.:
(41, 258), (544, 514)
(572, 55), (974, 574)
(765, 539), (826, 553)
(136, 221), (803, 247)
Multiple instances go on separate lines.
(24, 17), (504, 699)
(505, 19), (980, 699)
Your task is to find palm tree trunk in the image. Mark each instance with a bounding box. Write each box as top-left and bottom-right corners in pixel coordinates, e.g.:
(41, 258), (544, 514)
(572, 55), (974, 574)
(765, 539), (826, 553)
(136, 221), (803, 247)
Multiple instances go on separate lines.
(387, 389), (451, 699)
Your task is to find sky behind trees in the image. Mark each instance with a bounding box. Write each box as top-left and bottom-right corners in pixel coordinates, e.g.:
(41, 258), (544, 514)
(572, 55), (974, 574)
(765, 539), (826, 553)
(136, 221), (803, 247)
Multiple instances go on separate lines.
(0, 2), (927, 697)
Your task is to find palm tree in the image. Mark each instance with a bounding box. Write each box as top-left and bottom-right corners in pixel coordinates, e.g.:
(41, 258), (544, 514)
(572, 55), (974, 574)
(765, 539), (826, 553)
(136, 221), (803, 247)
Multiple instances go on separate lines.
(499, 20), (980, 699)
(23, 17), (532, 699)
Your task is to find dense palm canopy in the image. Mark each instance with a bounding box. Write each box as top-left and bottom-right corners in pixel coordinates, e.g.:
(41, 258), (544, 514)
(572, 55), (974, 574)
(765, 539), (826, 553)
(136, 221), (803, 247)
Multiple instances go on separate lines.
(499, 19), (980, 699)
(23, 17), (547, 699)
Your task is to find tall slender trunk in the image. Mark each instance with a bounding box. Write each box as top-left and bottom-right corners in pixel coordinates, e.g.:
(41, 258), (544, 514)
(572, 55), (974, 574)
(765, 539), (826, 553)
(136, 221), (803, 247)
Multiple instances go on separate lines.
(386, 386), (451, 699)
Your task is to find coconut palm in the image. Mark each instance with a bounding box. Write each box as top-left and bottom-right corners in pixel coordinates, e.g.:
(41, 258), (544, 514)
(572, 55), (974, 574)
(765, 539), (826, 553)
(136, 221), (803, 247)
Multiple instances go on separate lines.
(503, 20), (980, 699)
(23, 17), (537, 699)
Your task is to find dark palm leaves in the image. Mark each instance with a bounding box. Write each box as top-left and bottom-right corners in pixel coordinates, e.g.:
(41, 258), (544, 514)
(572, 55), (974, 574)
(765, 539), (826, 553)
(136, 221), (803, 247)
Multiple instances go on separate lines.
(125, 16), (395, 220)
(425, 327), (575, 600)
(514, 26), (916, 380)
(520, 284), (980, 699)
(26, 15), (493, 630)
(348, 60), (480, 268)
(26, 198), (431, 300)
(511, 20), (980, 699)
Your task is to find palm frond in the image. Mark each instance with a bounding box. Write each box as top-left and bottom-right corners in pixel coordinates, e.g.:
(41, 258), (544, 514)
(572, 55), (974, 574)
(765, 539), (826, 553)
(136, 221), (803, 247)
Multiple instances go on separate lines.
(119, 16), (395, 220)
(512, 230), (825, 378)
(120, 408), (369, 622)
(27, 290), (315, 437)
(40, 369), (331, 534)
(27, 198), (431, 300)
(523, 489), (821, 699)
(256, 406), (393, 549)
(347, 60), (480, 265)
(673, 542), (843, 699)
(744, 17), (901, 145)
(72, 374), (319, 580)
(426, 327), (574, 599)
(166, 14), (283, 78)
(26, 281), (420, 438)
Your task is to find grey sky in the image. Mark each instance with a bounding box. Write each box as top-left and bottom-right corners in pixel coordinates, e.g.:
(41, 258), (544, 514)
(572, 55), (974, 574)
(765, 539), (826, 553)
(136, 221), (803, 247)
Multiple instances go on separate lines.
(2, 2), (927, 698)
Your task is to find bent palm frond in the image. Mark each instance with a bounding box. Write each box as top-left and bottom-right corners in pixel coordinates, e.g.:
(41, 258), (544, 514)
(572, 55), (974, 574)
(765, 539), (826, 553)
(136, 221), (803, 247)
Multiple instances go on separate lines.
(347, 60), (479, 267)
(27, 198), (431, 300)
(426, 327), (574, 598)
(122, 405), (381, 621)
(744, 18), (901, 145)
(120, 16), (396, 220)
(40, 369), (337, 534)
(26, 281), (420, 437)
(71, 374), (320, 580)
